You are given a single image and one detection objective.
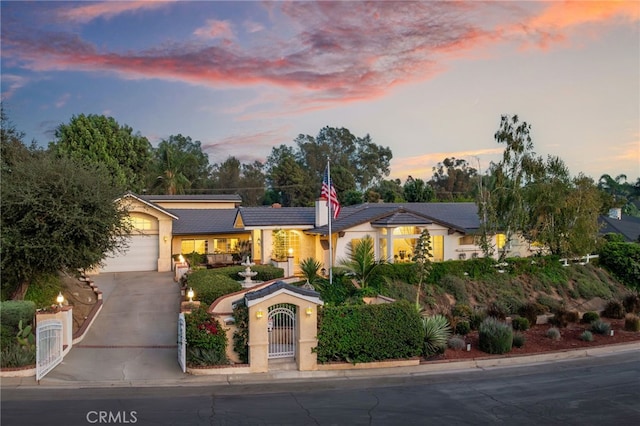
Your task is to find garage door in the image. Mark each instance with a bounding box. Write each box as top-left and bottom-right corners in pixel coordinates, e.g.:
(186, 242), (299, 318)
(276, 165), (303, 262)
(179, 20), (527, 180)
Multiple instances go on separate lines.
(101, 234), (159, 272)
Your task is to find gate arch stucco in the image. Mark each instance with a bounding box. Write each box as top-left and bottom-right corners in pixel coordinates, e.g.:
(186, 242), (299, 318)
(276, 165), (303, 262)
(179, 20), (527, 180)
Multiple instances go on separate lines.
(245, 281), (323, 373)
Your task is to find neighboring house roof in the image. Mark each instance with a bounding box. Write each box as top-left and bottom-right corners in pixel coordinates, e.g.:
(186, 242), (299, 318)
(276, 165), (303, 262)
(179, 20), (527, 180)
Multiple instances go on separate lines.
(599, 214), (640, 242)
(235, 206), (317, 228)
(307, 202), (480, 236)
(140, 194), (242, 203)
(168, 208), (244, 235)
(118, 192), (179, 220)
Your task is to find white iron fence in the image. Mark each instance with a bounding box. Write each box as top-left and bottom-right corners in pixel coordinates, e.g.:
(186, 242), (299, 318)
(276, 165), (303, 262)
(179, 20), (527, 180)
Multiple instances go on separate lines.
(36, 319), (63, 381)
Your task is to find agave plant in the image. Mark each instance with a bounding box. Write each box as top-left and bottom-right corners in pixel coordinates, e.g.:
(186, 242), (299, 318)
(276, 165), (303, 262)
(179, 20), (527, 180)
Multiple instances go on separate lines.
(299, 257), (323, 284)
(422, 314), (452, 357)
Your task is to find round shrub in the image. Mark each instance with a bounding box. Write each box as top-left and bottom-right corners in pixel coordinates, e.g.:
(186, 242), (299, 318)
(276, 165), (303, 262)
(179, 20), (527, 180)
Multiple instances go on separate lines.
(451, 303), (473, 320)
(590, 319), (611, 335)
(622, 293), (640, 314)
(581, 311), (599, 324)
(469, 310), (487, 331)
(454, 320), (471, 336)
(447, 335), (466, 351)
(511, 316), (530, 331)
(517, 302), (544, 326)
(0, 301), (36, 329)
(512, 332), (526, 348)
(546, 327), (561, 340)
(479, 317), (513, 355)
(602, 300), (625, 319)
(624, 314), (640, 332)
(580, 330), (593, 342)
(549, 307), (570, 328)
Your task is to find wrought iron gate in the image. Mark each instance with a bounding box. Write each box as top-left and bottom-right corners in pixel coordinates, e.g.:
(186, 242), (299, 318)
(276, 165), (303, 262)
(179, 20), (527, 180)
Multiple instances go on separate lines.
(267, 304), (296, 359)
(36, 319), (63, 381)
(178, 313), (186, 373)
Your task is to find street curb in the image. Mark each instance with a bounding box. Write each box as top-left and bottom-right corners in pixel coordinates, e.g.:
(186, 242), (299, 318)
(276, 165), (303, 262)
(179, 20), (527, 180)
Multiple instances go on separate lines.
(3, 341), (638, 390)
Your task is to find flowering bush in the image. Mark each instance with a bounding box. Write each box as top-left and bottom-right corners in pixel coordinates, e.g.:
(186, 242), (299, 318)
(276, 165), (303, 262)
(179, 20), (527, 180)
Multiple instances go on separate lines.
(185, 307), (228, 366)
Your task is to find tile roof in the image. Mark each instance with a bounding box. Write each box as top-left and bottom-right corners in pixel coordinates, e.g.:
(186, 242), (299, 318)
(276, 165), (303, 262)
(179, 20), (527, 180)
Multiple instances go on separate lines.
(236, 206), (316, 227)
(307, 202), (480, 236)
(599, 214), (640, 242)
(140, 194), (242, 202)
(244, 280), (321, 302)
(168, 209), (245, 235)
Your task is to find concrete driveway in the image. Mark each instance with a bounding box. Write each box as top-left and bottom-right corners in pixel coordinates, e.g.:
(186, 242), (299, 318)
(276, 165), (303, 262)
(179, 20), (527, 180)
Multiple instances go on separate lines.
(43, 271), (184, 384)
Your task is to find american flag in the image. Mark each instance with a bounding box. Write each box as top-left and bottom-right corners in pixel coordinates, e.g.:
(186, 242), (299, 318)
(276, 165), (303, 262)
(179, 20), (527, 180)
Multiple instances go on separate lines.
(321, 166), (341, 219)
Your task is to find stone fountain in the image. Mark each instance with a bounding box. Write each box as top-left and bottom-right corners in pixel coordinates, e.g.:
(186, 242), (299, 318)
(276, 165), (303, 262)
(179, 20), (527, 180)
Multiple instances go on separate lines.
(238, 256), (259, 288)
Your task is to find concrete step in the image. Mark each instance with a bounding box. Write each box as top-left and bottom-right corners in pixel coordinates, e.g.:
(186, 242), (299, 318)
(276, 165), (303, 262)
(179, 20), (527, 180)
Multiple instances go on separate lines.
(268, 358), (297, 371)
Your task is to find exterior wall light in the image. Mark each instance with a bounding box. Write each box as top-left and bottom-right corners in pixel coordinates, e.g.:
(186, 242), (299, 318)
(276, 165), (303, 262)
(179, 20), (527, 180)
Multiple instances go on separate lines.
(187, 288), (195, 303)
(288, 248), (294, 257)
(305, 306), (313, 316)
(56, 292), (64, 307)
(256, 309), (264, 319)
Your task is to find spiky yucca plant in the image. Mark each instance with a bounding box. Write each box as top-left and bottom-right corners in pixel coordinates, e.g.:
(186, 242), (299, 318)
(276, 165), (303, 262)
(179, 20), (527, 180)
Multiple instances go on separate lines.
(299, 257), (323, 284)
(422, 314), (452, 357)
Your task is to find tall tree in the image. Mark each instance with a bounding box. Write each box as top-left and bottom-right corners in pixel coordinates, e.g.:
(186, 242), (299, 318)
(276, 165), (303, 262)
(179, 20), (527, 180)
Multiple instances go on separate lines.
(403, 176), (434, 202)
(266, 145), (313, 206)
(51, 114), (153, 192)
(368, 179), (405, 203)
(487, 114), (538, 260)
(1, 146), (130, 299)
(430, 157), (478, 201)
(152, 134), (211, 195)
(239, 161), (267, 206)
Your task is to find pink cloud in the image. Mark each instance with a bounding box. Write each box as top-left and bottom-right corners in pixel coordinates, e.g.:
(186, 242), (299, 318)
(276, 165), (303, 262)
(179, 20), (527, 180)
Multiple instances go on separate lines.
(194, 19), (234, 39)
(3, 1), (637, 113)
(202, 126), (292, 164)
(56, 1), (175, 24)
(390, 149), (503, 180)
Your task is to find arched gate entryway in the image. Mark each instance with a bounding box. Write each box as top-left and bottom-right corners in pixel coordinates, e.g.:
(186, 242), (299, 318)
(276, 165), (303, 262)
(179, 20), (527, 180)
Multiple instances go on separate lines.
(267, 304), (296, 359)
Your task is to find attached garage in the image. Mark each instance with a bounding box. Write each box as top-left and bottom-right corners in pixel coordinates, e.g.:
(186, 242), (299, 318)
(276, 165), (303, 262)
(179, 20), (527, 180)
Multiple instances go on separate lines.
(101, 234), (159, 272)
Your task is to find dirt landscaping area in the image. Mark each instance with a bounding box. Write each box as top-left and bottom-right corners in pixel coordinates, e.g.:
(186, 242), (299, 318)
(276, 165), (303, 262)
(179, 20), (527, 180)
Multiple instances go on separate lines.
(440, 318), (640, 361)
(59, 273), (100, 335)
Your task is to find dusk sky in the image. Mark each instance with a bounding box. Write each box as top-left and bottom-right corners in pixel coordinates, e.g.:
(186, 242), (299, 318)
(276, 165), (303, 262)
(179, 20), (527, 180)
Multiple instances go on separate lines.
(2, 1), (638, 182)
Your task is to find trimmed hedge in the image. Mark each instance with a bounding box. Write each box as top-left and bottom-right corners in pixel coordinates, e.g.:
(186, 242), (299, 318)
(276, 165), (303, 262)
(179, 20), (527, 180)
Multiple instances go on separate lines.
(0, 301), (36, 329)
(598, 242), (640, 290)
(206, 265), (284, 283)
(185, 270), (243, 306)
(316, 300), (424, 363)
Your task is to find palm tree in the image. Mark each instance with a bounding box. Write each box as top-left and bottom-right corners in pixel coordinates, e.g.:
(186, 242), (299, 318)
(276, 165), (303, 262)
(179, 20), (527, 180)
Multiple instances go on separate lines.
(155, 141), (190, 195)
(338, 235), (380, 288)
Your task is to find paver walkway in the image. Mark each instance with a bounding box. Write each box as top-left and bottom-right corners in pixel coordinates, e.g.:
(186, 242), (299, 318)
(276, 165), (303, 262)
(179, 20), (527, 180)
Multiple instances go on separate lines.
(42, 272), (184, 384)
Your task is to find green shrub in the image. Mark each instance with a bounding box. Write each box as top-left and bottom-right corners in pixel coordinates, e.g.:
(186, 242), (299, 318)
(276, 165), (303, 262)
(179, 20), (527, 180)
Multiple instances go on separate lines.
(511, 316), (530, 331)
(581, 311), (600, 324)
(598, 241), (640, 290)
(316, 300), (424, 363)
(602, 300), (625, 319)
(549, 307), (571, 328)
(439, 275), (469, 304)
(314, 276), (357, 306)
(184, 307), (228, 366)
(546, 327), (561, 340)
(517, 302), (545, 326)
(209, 265), (285, 283)
(0, 344), (36, 368)
(478, 317), (513, 355)
(299, 258), (323, 284)
(232, 303), (249, 364)
(455, 320), (471, 336)
(0, 300), (36, 329)
(451, 303), (473, 320)
(184, 251), (206, 266)
(447, 335), (466, 351)
(469, 310), (488, 331)
(512, 332), (526, 348)
(624, 314), (640, 332)
(185, 270), (242, 306)
(486, 301), (509, 320)
(622, 294), (640, 314)
(537, 295), (561, 312)
(422, 314), (452, 357)
(580, 330), (594, 342)
(24, 273), (62, 309)
(590, 320), (611, 335)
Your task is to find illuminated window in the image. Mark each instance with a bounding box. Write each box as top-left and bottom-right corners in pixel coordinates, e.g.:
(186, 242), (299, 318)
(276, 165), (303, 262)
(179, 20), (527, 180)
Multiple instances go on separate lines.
(181, 239), (208, 254)
(129, 214), (156, 231)
(430, 235), (444, 262)
(496, 234), (506, 249)
(272, 230), (300, 261)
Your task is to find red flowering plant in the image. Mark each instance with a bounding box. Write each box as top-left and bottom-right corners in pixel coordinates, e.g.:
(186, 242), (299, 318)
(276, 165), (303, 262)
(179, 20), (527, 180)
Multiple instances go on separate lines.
(184, 307), (228, 366)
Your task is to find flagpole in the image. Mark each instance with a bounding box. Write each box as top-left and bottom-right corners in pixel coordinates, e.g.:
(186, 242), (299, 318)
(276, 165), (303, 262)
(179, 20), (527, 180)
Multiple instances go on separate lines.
(327, 160), (333, 285)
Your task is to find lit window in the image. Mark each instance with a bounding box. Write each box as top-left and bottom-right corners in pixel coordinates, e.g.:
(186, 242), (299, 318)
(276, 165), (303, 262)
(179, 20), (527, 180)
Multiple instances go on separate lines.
(496, 234), (506, 249)
(181, 239), (208, 254)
